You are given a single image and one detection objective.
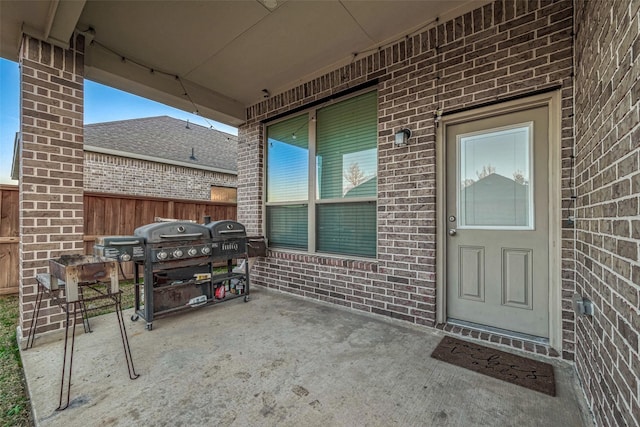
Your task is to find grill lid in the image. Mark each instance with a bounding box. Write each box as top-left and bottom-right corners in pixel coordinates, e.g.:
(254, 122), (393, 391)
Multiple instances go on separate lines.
(134, 221), (211, 243)
(205, 220), (246, 238)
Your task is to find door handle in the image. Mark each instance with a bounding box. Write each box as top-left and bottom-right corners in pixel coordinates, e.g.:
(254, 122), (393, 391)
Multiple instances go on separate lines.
(448, 229), (457, 236)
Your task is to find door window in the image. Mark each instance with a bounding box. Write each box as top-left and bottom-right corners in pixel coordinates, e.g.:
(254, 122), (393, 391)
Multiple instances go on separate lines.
(457, 123), (533, 229)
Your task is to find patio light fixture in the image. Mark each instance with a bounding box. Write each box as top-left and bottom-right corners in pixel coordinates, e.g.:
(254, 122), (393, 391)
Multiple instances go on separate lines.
(395, 128), (411, 146)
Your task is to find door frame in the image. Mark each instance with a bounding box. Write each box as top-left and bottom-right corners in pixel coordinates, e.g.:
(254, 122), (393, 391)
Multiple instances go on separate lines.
(435, 91), (563, 350)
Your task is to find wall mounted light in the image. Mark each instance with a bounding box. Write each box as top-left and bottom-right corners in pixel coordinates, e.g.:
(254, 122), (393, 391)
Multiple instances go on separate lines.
(395, 128), (412, 146)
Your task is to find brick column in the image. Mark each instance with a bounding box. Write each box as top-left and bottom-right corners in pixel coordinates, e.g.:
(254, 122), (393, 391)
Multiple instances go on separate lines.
(236, 123), (264, 236)
(18, 34), (85, 339)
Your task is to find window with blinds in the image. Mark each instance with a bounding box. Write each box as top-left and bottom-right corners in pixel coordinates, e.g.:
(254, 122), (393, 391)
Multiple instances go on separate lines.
(265, 90), (377, 258)
(266, 114), (309, 249)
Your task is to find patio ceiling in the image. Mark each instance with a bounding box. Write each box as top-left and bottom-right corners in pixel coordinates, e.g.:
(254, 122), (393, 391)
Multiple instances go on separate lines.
(0, 0), (488, 126)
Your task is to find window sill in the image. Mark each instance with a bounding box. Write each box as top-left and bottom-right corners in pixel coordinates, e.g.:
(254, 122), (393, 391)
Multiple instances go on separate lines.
(265, 249), (378, 272)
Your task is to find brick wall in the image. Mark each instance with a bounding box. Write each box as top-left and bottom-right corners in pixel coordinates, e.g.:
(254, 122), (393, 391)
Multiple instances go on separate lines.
(239, 0), (576, 355)
(18, 34), (85, 337)
(574, 0), (640, 426)
(84, 152), (236, 201)
(237, 125), (263, 235)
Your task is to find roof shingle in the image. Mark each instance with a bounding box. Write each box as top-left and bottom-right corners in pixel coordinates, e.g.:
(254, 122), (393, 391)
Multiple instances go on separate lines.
(84, 116), (237, 173)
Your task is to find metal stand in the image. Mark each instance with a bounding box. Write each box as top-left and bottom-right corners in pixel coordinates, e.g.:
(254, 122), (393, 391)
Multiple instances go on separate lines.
(25, 274), (139, 410)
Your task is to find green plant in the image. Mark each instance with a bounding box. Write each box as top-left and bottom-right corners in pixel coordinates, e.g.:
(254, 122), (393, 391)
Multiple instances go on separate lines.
(0, 295), (32, 427)
(82, 281), (136, 318)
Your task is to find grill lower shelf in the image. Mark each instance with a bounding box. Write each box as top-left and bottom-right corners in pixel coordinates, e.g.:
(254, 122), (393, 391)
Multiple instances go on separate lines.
(152, 281), (211, 312)
(133, 260), (250, 330)
(149, 273), (247, 312)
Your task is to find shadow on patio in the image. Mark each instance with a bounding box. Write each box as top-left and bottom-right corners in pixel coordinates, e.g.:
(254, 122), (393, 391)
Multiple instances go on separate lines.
(21, 287), (592, 427)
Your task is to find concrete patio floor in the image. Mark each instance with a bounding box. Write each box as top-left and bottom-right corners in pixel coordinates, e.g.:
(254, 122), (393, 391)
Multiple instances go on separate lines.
(20, 287), (593, 427)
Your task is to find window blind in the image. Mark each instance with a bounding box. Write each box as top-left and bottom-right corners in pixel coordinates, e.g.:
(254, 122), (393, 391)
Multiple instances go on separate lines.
(316, 202), (376, 257)
(266, 205), (308, 250)
(316, 91), (377, 199)
(266, 114), (309, 203)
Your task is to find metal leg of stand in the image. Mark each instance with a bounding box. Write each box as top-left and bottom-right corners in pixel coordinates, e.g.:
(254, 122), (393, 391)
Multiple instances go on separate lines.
(24, 284), (45, 350)
(77, 286), (92, 333)
(57, 302), (78, 411)
(113, 293), (139, 380)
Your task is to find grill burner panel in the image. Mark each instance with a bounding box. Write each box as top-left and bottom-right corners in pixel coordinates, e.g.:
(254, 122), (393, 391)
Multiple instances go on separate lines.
(94, 236), (145, 262)
(135, 221), (213, 266)
(149, 244), (212, 263)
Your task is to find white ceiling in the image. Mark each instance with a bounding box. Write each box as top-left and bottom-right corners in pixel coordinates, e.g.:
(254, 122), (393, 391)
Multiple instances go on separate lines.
(0, 0), (489, 126)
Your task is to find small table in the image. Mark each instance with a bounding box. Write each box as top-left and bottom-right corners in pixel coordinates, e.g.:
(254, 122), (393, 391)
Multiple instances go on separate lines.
(24, 265), (139, 410)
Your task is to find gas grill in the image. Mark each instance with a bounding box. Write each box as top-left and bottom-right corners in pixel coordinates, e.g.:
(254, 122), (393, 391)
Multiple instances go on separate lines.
(131, 221), (213, 330)
(205, 220), (251, 303)
(94, 219), (264, 330)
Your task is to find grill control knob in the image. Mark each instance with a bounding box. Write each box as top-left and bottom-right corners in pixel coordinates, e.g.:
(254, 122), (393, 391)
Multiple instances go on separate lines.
(120, 253), (131, 262)
(201, 246), (211, 255)
(188, 248), (198, 257)
(157, 251), (168, 260)
(173, 249), (184, 258)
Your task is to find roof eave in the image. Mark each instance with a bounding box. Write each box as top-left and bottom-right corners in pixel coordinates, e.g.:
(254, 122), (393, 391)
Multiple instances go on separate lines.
(84, 145), (237, 176)
(11, 132), (20, 181)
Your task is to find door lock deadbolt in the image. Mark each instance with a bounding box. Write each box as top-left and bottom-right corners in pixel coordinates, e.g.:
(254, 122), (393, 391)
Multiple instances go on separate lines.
(448, 215), (456, 222)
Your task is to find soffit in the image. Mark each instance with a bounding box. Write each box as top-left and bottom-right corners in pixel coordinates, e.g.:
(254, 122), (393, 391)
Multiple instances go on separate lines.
(1, 0), (490, 126)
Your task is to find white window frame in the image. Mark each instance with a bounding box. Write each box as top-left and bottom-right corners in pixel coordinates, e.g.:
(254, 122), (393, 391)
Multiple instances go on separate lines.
(456, 121), (535, 231)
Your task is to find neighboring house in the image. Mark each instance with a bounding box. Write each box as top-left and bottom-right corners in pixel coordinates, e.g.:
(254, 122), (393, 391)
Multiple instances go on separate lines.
(12, 116), (238, 202)
(84, 116), (237, 201)
(460, 173), (529, 226)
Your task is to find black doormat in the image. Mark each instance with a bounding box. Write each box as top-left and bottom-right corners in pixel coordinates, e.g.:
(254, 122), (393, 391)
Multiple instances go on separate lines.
(431, 336), (555, 396)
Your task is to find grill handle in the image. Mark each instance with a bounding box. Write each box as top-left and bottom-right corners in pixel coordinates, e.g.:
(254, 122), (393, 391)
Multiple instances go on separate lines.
(159, 233), (204, 239)
(218, 230), (245, 234)
(107, 240), (142, 246)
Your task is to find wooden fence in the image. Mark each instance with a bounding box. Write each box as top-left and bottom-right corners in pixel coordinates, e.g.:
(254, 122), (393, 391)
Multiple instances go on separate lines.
(0, 186), (237, 294)
(0, 185), (19, 295)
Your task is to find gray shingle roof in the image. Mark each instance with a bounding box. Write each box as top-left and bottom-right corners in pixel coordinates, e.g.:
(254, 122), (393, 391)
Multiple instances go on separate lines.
(84, 116), (237, 173)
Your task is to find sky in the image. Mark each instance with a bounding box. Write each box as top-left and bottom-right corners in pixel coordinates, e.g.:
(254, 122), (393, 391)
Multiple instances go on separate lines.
(0, 58), (237, 185)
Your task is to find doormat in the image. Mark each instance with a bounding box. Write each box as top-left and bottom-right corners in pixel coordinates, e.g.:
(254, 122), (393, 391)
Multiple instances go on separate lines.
(431, 336), (555, 396)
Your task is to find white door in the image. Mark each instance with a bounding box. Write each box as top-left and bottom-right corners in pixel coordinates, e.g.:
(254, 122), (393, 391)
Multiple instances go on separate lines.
(446, 106), (549, 338)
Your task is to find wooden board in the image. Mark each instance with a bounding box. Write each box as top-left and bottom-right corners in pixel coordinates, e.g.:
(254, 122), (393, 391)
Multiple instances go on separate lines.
(84, 192), (237, 237)
(0, 188), (237, 294)
(0, 239), (19, 294)
(0, 186), (19, 293)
